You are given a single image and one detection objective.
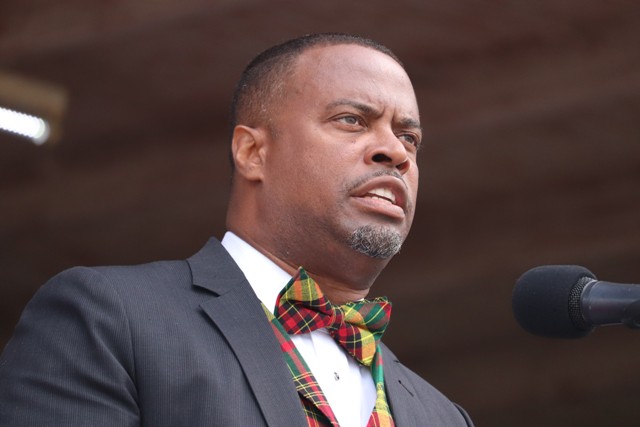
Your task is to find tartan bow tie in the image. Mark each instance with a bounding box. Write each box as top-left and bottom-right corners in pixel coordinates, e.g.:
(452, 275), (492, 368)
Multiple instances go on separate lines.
(274, 267), (392, 366)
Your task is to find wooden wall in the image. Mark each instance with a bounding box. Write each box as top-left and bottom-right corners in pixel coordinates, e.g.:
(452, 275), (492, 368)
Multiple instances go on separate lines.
(2, 1), (640, 425)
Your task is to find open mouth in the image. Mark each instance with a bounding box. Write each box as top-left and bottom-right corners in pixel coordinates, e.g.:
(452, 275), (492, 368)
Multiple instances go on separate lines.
(350, 173), (409, 218)
(363, 188), (397, 205)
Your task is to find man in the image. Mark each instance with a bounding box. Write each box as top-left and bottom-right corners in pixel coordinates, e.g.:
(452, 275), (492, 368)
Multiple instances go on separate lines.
(0, 34), (473, 426)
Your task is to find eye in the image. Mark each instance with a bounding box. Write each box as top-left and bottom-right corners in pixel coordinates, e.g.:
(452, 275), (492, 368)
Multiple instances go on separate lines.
(399, 133), (421, 148)
(335, 115), (363, 127)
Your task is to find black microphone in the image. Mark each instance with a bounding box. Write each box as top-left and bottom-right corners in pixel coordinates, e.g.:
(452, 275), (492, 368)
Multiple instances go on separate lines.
(512, 265), (640, 338)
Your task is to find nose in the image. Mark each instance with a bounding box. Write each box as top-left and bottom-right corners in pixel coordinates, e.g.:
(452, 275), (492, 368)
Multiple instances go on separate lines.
(366, 130), (411, 175)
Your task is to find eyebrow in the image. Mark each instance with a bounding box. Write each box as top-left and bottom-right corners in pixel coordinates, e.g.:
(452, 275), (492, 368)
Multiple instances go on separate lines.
(397, 117), (422, 134)
(326, 98), (422, 133)
(326, 99), (379, 116)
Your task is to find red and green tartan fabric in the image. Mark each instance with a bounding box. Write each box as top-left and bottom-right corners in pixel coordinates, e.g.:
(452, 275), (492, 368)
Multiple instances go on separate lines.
(262, 267), (395, 427)
(274, 267), (392, 367)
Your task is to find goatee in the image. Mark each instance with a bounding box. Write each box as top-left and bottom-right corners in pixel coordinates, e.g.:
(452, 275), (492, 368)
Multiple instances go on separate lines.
(348, 225), (404, 259)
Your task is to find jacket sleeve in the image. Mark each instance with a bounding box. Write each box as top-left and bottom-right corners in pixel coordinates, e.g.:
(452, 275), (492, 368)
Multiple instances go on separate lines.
(0, 267), (140, 426)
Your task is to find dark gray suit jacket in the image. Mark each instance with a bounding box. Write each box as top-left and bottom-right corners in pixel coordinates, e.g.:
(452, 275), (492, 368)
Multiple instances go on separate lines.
(0, 238), (472, 426)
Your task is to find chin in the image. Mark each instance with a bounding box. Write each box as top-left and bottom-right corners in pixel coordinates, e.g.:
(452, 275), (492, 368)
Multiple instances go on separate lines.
(346, 224), (404, 259)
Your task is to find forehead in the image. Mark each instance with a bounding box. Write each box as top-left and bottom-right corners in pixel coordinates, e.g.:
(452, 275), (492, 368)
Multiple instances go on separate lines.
(287, 44), (419, 118)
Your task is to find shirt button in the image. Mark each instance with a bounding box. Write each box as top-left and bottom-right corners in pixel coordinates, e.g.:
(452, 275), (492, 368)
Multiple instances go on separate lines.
(333, 372), (340, 381)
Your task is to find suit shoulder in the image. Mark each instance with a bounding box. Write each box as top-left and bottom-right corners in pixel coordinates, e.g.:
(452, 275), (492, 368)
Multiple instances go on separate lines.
(51, 259), (191, 290)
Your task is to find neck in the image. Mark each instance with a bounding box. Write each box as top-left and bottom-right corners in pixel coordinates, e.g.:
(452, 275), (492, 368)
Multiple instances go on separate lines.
(228, 228), (388, 305)
(304, 270), (370, 305)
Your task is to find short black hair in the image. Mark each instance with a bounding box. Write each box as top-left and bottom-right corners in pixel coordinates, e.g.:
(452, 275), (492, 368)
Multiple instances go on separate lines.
(229, 33), (403, 132)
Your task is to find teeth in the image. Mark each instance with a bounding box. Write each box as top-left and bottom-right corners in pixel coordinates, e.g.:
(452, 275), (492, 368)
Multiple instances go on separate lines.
(367, 188), (396, 204)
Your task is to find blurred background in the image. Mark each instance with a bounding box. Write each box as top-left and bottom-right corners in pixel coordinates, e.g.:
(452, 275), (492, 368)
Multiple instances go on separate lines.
(1, 1), (639, 425)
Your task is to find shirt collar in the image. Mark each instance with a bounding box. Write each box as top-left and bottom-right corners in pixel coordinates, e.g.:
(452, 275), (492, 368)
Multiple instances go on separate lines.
(221, 231), (293, 312)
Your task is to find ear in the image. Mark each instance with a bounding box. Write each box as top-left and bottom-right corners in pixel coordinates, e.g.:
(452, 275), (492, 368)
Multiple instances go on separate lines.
(231, 125), (268, 182)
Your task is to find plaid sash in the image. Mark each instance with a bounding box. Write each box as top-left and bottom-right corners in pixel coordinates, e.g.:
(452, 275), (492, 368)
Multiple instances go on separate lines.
(262, 269), (395, 427)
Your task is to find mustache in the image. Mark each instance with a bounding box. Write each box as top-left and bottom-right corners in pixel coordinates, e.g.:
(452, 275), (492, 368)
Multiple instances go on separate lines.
(344, 170), (407, 194)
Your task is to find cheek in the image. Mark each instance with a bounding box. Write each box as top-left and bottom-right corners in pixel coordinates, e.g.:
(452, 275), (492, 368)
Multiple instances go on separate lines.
(407, 165), (420, 195)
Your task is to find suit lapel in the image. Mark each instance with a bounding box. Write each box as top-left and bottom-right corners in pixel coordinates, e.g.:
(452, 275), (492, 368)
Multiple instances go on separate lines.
(381, 344), (426, 427)
(188, 238), (306, 427)
(382, 344), (472, 427)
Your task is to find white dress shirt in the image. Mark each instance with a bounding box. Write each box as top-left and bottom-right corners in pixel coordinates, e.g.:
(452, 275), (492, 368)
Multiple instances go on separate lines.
(221, 232), (376, 427)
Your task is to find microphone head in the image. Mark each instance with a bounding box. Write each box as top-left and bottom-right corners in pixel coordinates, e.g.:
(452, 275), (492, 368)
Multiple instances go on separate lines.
(512, 265), (597, 338)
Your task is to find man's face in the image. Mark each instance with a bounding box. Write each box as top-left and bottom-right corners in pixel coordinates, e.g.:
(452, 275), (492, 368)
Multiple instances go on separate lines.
(258, 43), (421, 268)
